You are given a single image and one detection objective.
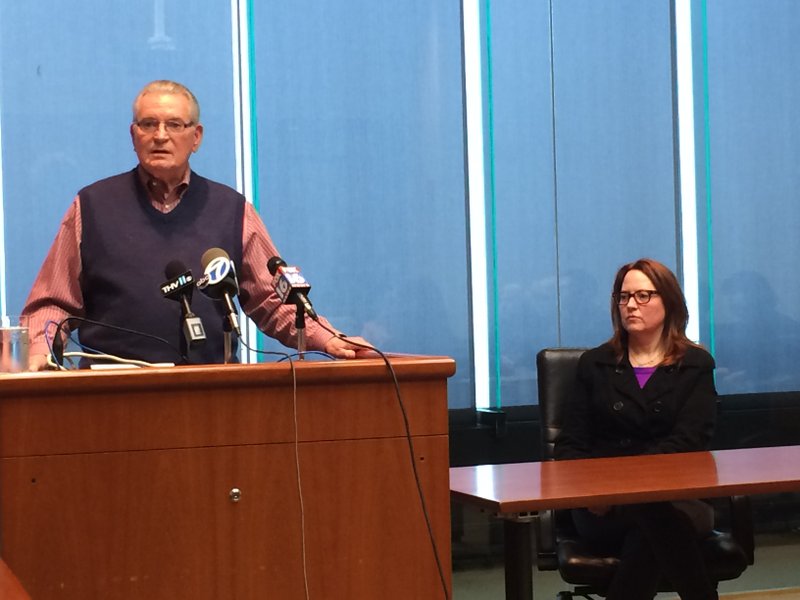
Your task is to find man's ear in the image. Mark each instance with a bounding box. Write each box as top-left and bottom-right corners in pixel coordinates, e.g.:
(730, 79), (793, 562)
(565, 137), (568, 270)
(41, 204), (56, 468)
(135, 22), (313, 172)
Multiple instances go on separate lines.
(192, 124), (204, 152)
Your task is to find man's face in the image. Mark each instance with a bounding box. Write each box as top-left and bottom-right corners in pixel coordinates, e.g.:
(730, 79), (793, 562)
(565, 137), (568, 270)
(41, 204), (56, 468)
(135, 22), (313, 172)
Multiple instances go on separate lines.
(130, 92), (203, 181)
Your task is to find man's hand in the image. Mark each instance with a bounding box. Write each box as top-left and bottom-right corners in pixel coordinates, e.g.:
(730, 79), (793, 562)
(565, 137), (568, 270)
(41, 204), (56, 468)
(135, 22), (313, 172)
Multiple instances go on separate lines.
(28, 354), (51, 371)
(323, 335), (373, 359)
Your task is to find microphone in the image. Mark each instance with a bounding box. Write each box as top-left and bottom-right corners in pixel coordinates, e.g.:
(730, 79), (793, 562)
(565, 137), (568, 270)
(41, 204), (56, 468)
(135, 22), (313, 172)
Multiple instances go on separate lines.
(267, 256), (318, 321)
(197, 248), (241, 336)
(160, 260), (206, 348)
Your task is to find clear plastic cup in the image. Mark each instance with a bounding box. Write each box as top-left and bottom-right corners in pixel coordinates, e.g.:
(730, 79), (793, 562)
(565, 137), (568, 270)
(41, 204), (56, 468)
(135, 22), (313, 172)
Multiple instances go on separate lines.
(0, 315), (30, 372)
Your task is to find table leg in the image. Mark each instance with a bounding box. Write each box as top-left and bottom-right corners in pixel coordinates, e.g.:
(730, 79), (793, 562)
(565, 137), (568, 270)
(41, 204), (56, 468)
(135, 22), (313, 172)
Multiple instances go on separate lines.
(504, 519), (533, 600)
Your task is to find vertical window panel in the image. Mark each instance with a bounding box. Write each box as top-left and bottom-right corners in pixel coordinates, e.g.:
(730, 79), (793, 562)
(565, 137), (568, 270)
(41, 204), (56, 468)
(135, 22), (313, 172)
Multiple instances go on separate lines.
(249, 2), (473, 406)
(485, 0), (681, 406)
(0, 1), (237, 315)
(704, 0), (800, 393)
(552, 0), (680, 357)
(483, 0), (559, 408)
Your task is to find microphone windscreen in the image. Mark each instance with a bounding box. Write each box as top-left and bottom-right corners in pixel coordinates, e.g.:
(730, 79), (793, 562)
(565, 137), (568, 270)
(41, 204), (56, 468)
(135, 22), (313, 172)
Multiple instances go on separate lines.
(267, 256), (287, 275)
(201, 247), (230, 270)
(164, 260), (188, 280)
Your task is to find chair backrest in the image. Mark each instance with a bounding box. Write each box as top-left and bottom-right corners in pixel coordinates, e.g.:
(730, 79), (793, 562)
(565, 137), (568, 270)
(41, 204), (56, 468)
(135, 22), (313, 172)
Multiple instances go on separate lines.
(536, 347), (588, 461)
(534, 348), (754, 590)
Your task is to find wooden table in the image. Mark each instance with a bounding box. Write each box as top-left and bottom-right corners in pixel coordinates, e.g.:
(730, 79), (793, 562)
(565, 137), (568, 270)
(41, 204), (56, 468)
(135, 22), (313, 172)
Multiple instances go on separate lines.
(450, 445), (800, 600)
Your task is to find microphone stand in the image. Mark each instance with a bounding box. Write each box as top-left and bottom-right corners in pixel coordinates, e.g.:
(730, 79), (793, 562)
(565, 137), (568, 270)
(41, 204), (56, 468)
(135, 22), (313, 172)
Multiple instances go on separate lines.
(295, 303), (306, 360)
(178, 298), (192, 364)
(178, 317), (189, 364)
(223, 318), (233, 364)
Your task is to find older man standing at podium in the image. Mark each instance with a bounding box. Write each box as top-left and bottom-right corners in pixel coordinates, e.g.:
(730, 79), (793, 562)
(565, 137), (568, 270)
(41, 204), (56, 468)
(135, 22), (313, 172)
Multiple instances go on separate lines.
(21, 80), (367, 369)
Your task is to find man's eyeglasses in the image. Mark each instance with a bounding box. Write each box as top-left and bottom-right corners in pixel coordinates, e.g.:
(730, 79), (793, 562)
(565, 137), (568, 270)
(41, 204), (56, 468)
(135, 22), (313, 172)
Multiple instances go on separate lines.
(614, 290), (660, 305)
(134, 119), (195, 134)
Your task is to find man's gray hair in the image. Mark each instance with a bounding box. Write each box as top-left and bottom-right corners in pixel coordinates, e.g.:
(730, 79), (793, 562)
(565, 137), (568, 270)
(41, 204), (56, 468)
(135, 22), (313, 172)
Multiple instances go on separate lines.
(132, 80), (200, 123)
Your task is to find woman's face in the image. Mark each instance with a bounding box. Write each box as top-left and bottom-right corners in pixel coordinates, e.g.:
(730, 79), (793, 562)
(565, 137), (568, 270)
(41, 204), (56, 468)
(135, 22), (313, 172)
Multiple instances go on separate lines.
(618, 269), (666, 340)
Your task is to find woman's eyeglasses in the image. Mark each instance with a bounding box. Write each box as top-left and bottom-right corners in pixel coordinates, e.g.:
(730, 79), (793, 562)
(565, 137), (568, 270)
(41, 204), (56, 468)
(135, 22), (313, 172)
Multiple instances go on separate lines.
(614, 290), (659, 305)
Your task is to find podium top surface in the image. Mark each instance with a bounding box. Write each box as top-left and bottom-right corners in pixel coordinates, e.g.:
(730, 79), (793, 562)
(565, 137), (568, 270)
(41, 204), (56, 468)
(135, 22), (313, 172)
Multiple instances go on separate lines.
(0, 354), (456, 457)
(0, 354), (457, 396)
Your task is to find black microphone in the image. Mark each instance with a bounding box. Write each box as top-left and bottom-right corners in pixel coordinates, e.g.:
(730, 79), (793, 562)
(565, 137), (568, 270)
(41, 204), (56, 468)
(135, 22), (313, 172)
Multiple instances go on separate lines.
(267, 256), (318, 321)
(197, 248), (241, 336)
(160, 260), (206, 348)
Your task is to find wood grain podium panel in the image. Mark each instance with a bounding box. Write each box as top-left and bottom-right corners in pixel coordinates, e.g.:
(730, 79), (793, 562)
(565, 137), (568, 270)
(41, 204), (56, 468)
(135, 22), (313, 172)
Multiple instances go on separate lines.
(0, 356), (454, 600)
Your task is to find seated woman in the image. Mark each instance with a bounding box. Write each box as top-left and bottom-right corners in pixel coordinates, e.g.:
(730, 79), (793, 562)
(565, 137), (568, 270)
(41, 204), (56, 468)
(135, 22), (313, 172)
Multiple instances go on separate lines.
(555, 257), (718, 600)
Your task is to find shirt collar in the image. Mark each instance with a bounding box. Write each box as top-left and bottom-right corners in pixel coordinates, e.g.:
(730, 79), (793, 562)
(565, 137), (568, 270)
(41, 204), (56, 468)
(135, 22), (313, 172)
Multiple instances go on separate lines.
(137, 165), (191, 210)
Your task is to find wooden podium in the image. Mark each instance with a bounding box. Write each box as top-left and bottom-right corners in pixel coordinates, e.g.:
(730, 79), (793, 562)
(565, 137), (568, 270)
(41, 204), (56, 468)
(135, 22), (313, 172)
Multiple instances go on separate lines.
(0, 355), (455, 600)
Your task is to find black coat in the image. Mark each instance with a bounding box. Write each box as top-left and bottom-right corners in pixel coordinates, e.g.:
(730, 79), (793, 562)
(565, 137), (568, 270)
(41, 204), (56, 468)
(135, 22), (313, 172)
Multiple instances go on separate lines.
(554, 343), (717, 460)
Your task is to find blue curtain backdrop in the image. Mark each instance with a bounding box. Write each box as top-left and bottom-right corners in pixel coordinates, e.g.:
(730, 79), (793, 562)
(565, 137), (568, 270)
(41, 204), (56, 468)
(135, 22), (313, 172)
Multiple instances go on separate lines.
(485, 0), (679, 407)
(2, 0), (799, 406)
(249, 1), (473, 405)
(0, 0), (237, 313)
(702, 0), (800, 393)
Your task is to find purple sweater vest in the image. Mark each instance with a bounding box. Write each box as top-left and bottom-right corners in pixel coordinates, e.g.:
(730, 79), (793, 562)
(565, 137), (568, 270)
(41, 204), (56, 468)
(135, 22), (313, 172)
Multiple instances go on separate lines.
(78, 168), (244, 364)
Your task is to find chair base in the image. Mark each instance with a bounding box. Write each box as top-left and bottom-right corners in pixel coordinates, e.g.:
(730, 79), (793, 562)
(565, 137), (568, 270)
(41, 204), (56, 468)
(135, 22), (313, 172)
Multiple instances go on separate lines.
(557, 590), (601, 600)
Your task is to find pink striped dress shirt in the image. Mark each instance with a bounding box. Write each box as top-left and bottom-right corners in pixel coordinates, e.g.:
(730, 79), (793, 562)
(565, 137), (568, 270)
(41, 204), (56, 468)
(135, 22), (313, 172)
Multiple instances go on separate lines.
(21, 170), (337, 359)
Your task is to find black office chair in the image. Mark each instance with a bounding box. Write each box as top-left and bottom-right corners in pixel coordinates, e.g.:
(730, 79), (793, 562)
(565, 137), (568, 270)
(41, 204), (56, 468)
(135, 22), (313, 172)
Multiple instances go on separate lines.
(534, 347), (754, 599)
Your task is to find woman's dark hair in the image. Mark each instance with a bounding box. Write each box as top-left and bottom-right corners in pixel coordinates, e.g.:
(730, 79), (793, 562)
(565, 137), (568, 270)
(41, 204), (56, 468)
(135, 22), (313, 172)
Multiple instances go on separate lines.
(608, 258), (700, 364)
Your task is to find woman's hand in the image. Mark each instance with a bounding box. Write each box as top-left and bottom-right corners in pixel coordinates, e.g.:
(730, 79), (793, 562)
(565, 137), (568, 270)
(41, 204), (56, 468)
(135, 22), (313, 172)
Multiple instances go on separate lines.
(587, 504), (612, 516)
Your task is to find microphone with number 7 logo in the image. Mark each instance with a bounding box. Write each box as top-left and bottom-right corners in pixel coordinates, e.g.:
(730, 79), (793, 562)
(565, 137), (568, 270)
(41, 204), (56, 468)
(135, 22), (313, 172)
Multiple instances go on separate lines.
(196, 247), (241, 336)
